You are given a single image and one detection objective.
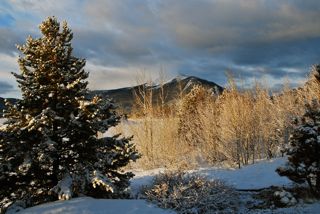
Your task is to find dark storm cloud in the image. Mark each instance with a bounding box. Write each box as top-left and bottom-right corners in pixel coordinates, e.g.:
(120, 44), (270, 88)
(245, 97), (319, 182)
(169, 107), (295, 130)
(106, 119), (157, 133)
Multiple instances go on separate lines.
(0, 81), (14, 94)
(231, 38), (320, 68)
(160, 0), (320, 48)
(157, 0), (320, 86)
(73, 29), (155, 67)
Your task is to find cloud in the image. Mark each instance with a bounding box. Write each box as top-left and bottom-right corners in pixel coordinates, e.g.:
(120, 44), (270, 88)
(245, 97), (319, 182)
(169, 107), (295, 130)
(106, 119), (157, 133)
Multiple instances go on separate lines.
(159, 0), (320, 49)
(0, 53), (20, 97)
(0, 28), (24, 54)
(0, 0), (319, 97)
(0, 53), (18, 78)
(86, 61), (177, 90)
(0, 81), (14, 94)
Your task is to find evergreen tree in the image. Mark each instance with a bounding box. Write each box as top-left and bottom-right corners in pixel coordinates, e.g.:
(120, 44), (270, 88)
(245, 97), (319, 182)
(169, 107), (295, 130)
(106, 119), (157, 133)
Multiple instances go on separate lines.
(0, 17), (140, 212)
(276, 98), (320, 196)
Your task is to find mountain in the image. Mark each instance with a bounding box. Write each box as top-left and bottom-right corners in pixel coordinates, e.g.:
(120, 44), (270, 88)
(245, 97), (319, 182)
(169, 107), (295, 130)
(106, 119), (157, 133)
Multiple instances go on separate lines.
(0, 76), (223, 116)
(89, 76), (224, 112)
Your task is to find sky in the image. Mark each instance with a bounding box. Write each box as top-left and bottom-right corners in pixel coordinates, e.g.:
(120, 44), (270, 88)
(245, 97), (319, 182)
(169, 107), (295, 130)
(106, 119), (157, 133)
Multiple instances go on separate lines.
(0, 0), (320, 98)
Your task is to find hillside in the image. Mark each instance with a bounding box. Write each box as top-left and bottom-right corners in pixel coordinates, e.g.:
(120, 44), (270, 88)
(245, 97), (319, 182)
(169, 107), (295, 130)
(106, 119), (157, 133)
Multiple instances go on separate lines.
(89, 76), (224, 112)
(0, 76), (223, 116)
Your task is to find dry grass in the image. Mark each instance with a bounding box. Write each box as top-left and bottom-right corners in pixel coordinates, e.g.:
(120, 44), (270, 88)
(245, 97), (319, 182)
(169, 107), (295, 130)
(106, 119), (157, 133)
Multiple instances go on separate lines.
(129, 118), (192, 169)
(112, 67), (320, 170)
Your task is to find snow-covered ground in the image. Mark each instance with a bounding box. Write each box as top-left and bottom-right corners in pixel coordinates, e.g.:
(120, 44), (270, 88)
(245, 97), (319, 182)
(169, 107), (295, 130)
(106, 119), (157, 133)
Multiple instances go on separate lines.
(199, 158), (291, 189)
(18, 197), (174, 214)
(17, 157), (320, 214)
(130, 157), (290, 195)
(17, 195), (320, 214)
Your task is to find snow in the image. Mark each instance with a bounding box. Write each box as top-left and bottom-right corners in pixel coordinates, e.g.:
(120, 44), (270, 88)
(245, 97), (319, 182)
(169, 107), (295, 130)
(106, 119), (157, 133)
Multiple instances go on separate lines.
(103, 119), (138, 138)
(0, 118), (6, 124)
(146, 75), (190, 90)
(51, 174), (73, 200)
(131, 157), (291, 193)
(249, 203), (320, 214)
(200, 157), (292, 189)
(131, 168), (167, 197)
(155, 74), (189, 86)
(18, 156), (32, 174)
(182, 80), (193, 91)
(91, 170), (114, 193)
(0, 118), (6, 130)
(18, 197), (174, 214)
(6, 156), (320, 213)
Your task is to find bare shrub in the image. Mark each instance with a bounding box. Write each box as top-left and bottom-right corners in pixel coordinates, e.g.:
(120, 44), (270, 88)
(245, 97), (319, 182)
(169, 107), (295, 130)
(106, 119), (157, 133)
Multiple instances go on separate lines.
(217, 77), (306, 168)
(128, 118), (193, 169)
(302, 65), (320, 102)
(218, 82), (256, 167)
(115, 72), (195, 169)
(177, 85), (222, 164)
(126, 77), (304, 169)
(123, 67), (320, 169)
(142, 171), (239, 214)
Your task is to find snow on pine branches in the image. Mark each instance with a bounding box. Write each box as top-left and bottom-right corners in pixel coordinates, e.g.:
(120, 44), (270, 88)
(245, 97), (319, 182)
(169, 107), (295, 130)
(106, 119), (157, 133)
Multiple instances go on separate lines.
(277, 98), (320, 196)
(0, 17), (139, 213)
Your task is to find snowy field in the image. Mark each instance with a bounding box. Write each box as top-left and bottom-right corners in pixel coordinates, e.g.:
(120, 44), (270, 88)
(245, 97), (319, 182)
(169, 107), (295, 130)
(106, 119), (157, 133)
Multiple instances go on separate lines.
(17, 157), (320, 214)
(130, 158), (290, 195)
(18, 197), (320, 214)
(198, 158), (291, 189)
(19, 198), (174, 214)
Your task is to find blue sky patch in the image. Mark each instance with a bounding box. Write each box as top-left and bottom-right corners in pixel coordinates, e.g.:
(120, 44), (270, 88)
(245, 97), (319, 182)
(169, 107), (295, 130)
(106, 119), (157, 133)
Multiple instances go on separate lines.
(0, 13), (14, 27)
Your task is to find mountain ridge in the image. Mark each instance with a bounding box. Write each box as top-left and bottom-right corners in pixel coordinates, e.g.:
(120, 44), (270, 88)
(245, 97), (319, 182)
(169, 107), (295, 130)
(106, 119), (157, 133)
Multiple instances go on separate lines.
(0, 75), (223, 116)
(89, 75), (224, 112)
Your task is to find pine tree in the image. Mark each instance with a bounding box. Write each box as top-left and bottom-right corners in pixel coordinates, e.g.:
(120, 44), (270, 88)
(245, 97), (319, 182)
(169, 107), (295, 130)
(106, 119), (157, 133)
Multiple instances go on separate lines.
(276, 99), (320, 196)
(0, 17), (140, 212)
